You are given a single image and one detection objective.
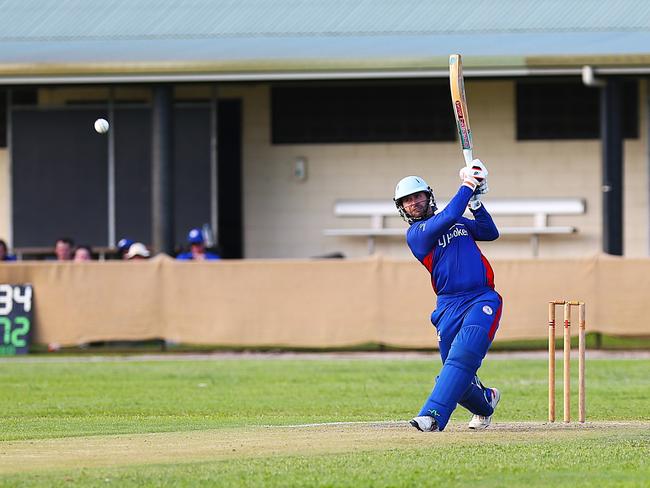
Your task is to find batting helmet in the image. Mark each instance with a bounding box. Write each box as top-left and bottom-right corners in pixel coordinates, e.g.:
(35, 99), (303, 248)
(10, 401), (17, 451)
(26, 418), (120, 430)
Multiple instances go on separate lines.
(393, 175), (437, 224)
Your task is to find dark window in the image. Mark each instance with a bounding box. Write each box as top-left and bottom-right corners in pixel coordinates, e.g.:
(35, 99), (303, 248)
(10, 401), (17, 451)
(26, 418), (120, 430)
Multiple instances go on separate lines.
(11, 88), (38, 106)
(0, 90), (6, 148)
(10, 103), (239, 252)
(517, 80), (638, 140)
(173, 106), (212, 246)
(114, 107), (152, 245)
(272, 83), (455, 144)
(12, 108), (109, 247)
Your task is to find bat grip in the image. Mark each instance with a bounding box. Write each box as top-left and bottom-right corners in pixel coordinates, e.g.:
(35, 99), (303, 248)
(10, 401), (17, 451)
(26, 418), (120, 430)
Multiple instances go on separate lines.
(463, 149), (474, 167)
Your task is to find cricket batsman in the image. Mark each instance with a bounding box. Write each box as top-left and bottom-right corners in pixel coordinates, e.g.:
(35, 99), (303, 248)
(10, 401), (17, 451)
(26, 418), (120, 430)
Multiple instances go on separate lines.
(393, 161), (502, 432)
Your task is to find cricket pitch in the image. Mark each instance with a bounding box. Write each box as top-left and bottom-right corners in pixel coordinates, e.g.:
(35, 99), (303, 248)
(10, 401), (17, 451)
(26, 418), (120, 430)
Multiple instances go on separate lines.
(2, 421), (647, 475)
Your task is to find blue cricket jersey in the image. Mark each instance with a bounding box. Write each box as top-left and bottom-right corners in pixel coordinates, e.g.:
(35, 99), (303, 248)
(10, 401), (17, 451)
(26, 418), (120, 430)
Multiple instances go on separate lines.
(406, 186), (499, 296)
(176, 252), (221, 260)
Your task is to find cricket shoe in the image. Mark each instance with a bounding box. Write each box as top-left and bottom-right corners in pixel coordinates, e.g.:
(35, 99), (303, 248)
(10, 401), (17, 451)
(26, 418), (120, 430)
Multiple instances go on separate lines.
(409, 415), (439, 432)
(468, 388), (501, 430)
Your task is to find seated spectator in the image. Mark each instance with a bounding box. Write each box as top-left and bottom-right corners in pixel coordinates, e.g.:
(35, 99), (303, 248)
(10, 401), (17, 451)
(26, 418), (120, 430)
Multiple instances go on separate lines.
(73, 245), (93, 262)
(125, 242), (150, 260)
(55, 237), (74, 261)
(116, 238), (134, 260)
(176, 228), (220, 261)
(0, 239), (17, 261)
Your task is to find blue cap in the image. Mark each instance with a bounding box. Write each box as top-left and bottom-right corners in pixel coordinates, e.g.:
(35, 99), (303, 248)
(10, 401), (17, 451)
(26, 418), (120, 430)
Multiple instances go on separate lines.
(117, 238), (134, 252)
(187, 228), (204, 244)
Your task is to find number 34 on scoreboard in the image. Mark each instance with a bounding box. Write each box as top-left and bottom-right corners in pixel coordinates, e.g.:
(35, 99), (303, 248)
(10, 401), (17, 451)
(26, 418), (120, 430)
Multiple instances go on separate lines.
(0, 284), (33, 355)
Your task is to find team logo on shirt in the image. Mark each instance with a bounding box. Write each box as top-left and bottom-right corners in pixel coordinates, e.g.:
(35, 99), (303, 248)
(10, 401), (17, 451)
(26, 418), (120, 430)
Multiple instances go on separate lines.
(437, 224), (469, 248)
(482, 305), (493, 315)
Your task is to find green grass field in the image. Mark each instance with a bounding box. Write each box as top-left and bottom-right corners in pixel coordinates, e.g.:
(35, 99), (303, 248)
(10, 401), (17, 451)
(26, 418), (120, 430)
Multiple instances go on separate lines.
(1, 355), (648, 486)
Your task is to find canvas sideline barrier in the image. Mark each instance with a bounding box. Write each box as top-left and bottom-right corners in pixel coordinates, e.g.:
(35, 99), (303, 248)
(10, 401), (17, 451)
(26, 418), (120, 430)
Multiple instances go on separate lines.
(0, 255), (647, 347)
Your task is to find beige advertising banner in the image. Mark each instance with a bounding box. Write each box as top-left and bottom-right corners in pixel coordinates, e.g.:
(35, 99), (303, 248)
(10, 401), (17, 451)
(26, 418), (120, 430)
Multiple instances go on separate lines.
(0, 255), (648, 347)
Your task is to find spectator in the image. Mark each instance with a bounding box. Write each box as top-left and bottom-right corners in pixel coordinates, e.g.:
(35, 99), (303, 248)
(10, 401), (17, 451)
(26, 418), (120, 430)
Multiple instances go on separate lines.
(73, 245), (93, 262)
(125, 242), (150, 260)
(116, 238), (134, 260)
(176, 228), (220, 261)
(0, 239), (17, 261)
(55, 237), (74, 261)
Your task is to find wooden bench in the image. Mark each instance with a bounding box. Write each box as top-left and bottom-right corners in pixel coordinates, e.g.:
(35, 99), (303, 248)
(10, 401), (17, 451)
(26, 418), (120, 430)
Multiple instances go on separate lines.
(323, 198), (586, 256)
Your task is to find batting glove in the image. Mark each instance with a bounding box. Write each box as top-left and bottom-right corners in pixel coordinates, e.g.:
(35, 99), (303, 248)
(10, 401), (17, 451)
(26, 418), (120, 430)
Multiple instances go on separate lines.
(469, 159), (488, 176)
(468, 194), (482, 211)
(470, 159), (489, 195)
(459, 166), (487, 191)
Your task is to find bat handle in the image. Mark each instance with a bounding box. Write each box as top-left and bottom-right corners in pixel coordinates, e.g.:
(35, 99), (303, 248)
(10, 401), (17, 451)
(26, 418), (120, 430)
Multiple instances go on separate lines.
(463, 149), (474, 167)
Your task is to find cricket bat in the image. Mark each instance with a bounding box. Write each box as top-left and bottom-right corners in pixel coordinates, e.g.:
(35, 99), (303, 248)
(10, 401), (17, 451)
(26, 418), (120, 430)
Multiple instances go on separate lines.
(449, 54), (474, 167)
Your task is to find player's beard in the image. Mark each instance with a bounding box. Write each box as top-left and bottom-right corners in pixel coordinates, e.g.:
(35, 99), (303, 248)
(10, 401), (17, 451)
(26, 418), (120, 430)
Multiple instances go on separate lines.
(408, 201), (430, 220)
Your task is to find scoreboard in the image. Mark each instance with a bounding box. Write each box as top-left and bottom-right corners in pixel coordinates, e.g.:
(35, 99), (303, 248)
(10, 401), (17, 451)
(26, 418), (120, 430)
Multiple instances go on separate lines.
(0, 284), (33, 355)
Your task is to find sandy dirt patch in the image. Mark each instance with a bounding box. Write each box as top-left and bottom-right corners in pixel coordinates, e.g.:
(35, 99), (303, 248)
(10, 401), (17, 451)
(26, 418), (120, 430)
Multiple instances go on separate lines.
(1, 421), (647, 474)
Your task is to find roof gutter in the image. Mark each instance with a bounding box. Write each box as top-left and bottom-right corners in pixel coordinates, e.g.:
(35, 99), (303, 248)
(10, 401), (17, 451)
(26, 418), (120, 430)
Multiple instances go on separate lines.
(0, 66), (648, 85)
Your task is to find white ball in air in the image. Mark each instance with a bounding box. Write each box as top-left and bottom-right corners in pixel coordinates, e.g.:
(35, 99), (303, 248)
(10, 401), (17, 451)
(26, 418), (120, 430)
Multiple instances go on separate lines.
(94, 118), (110, 134)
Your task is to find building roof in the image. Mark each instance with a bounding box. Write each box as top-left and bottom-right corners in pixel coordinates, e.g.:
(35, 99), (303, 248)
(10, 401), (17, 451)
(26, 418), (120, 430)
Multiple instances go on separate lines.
(2, 0), (650, 83)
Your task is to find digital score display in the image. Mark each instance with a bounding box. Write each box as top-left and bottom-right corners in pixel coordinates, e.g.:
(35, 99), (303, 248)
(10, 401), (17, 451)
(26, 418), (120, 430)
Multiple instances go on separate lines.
(0, 284), (33, 355)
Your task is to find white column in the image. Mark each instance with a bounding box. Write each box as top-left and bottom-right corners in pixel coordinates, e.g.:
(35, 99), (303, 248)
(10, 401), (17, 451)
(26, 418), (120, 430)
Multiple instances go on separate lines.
(647, 79), (650, 256)
(210, 85), (219, 243)
(107, 88), (116, 249)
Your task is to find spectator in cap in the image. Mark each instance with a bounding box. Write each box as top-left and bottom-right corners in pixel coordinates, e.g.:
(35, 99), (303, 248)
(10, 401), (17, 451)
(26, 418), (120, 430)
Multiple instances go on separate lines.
(125, 242), (150, 260)
(0, 239), (17, 262)
(116, 238), (134, 260)
(73, 245), (93, 262)
(176, 228), (220, 261)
